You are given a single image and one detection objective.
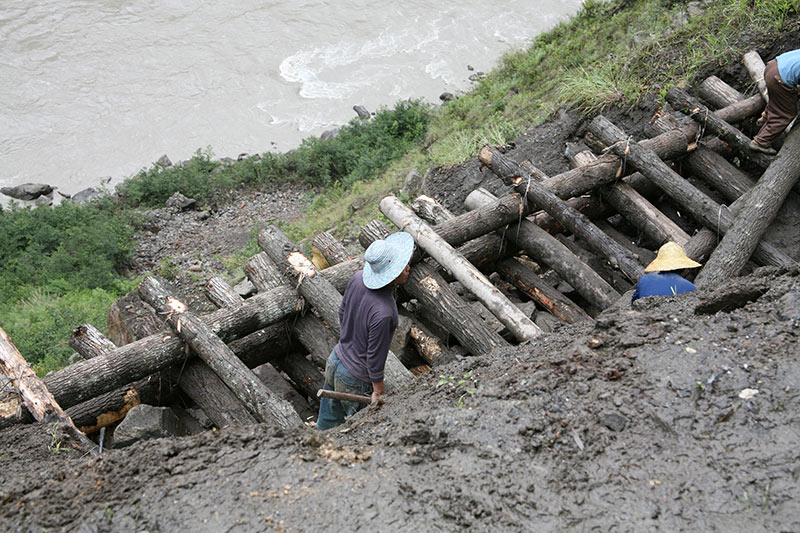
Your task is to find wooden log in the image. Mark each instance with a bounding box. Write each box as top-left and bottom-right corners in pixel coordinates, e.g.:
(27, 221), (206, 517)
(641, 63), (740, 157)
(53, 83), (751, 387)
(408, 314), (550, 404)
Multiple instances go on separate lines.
(312, 231), (354, 266)
(68, 324), (182, 432)
(465, 188), (618, 311)
(360, 220), (508, 355)
(666, 87), (773, 169)
(205, 276), (246, 308)
(411, 195), (459, 225)
(694, 128), (800, 286)
(698, 75), (746, 109)
(409, 323), (455, 367)
(588, 115), (794, 268)
(684, 147), (755, 203)
(527, 195), (610, 234)
(138, 276), (302, 428)
(69, 378), (170, 434)
(0, 326), (96, 453)
(70, 324), (118, 360)
(496, 258), (592, 323)
(259, 225), (414, 389)
(380, 196), (543, 342)
(244, 252), (285, 292)
(41, 285), (299, 411)
(479, 146), (646, 283)
(414, 192), (592, 322)
(570, 150), (690, 246)
(1, 318), (298, 431)
(244, 250), (337, 365)
(554, 233), (633, 293)
(176, 363), (258, 427)
(683, 228), (720, 264)
(743, 51), (769, 103)
(204, 275), (325, 403)
(259, 226), (343, 333)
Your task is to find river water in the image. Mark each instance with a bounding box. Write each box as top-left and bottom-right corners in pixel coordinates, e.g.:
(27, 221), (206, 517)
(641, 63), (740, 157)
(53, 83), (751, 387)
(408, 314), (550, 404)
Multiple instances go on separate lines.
(0, 0), (581, 197)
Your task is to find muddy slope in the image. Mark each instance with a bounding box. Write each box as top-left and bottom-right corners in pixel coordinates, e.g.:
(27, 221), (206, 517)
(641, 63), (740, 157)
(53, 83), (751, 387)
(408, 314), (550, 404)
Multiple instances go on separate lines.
(1, 266), (798, 532)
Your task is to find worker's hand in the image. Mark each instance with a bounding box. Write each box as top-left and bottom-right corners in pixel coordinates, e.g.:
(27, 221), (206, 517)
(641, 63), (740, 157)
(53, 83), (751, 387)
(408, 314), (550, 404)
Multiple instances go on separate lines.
(371, 380), (385, 406)
(370, 391), (384, 406)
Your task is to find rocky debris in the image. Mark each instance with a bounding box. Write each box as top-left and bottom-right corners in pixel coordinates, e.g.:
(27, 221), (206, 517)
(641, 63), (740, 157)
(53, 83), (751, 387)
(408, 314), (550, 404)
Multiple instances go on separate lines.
(0, 183), (53, 201)
(439, 92), (455, 102)
(112, 404), (189, 448)
(130, 184), (311, 312)
(353, 104), (371, 120)
(156, 154), (173, 168)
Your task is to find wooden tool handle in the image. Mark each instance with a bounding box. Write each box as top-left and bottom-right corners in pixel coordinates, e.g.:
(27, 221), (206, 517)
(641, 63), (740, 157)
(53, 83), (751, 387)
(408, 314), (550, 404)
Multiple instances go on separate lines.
(317, 389), (372, 404)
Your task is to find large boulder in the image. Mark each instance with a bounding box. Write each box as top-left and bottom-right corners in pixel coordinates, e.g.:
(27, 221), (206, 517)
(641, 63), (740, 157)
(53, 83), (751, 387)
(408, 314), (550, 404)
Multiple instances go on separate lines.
(1, 183), (53, 201)
(71, 187), (100, 205)
(112, 404), (188, 448)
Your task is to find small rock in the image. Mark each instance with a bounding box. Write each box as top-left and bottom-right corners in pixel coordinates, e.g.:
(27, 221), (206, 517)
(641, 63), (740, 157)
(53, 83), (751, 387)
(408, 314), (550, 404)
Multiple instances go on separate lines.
(112, 404), (188, 448)
(439, 92), (455, 102)
(156, 154), (173, 167)
(400, 170), (424, 198)
(598, 412), (628, 432)
(166, 192), (197, 211)
(777, 291), (800, 324)
(234, 279), (256, 298)
(353, 105), (371, 120)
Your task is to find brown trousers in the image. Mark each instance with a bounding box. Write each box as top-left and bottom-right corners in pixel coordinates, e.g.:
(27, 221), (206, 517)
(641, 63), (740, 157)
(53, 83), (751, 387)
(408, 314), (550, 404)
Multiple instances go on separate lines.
(754, 59), (798, 147)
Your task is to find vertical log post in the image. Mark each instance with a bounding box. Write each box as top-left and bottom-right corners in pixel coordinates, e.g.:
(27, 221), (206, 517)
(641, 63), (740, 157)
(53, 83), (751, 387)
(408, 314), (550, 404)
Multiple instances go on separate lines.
(743, 50), (769, 103)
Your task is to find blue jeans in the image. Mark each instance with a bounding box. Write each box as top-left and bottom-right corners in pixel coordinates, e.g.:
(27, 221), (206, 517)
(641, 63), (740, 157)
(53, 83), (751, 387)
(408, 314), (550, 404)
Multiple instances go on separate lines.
(316, 349), (372, 430)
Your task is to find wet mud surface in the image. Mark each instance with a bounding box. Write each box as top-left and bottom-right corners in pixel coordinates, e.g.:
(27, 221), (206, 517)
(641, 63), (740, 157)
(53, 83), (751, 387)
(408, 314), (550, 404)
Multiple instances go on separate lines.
(1, 266), (799, 532)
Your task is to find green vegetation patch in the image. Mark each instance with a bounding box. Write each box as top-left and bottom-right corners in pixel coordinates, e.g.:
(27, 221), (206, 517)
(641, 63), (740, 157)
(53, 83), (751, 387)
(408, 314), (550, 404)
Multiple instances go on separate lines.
(116, 100), (433, 208)
(0, 200), (136, 372)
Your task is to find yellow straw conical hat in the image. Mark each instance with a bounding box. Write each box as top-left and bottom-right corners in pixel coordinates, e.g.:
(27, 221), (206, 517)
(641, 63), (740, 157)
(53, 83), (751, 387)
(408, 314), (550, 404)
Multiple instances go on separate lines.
(645, 242), (702, 272)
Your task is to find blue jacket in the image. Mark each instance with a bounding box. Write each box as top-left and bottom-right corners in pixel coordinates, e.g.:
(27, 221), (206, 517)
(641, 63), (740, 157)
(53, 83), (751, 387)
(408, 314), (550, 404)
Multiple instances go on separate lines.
(632, 272), (696, 303)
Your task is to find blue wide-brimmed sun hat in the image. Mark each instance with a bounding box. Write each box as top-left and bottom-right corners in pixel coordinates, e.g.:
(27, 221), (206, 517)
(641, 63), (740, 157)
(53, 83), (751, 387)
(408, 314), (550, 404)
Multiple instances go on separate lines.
(363, 231), (414, 289)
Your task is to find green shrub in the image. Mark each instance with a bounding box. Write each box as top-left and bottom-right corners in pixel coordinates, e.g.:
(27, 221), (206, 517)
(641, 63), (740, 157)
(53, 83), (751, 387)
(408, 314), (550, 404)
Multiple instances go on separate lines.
(0, 201), (136, 373)
(0, 202), (135, 305)
(115, 100), (432, 208)
(0, 287), (127, 375)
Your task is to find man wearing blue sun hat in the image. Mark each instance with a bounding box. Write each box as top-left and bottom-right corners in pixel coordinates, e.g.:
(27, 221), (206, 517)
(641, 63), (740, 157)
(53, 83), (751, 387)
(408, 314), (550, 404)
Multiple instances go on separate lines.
(316, 231), (415, 430)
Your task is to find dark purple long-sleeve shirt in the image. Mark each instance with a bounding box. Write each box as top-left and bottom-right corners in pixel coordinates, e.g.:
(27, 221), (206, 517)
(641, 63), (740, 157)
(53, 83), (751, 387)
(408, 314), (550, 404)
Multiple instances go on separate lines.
(335, 270), (398, 383)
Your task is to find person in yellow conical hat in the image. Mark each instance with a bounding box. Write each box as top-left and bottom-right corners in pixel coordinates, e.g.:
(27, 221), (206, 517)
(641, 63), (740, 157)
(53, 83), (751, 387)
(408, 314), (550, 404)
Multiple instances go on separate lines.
(632, 242), (702, 304)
